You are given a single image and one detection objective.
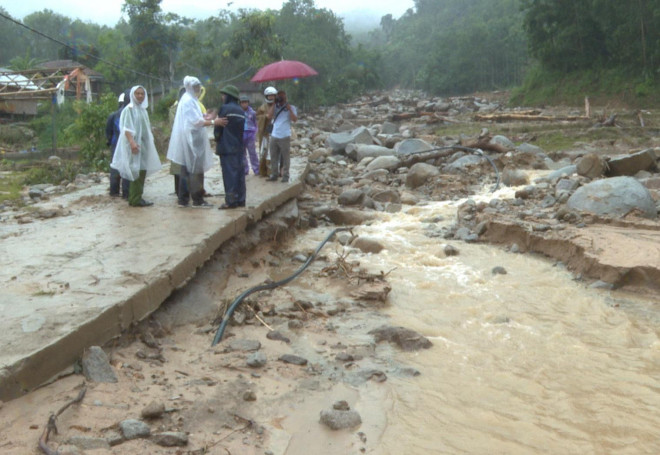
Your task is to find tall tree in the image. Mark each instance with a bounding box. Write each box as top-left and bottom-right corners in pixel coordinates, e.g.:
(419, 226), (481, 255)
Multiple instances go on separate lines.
(122, 0), (171, 81)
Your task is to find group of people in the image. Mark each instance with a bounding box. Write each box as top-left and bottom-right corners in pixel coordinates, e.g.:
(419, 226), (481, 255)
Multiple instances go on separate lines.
(105, 76), (297, 209)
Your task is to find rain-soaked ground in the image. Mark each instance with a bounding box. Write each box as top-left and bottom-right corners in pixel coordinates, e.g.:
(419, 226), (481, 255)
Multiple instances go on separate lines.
(2, 179), (660, 455)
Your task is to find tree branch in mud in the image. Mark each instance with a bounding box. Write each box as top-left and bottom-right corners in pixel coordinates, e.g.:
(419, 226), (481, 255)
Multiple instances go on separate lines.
(473, 113), (589, 122)
(460, 137), (509, 154)
(390, 111), (459, 124)
(38, 385), (87, 455)
(398, 148), (459, 168)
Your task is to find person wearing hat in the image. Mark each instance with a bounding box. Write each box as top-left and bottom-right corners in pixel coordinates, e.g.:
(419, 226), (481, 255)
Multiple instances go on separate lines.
(214, 85), (246, 209)
(105, 89), (130, 198)
(240, 95), (259, 175)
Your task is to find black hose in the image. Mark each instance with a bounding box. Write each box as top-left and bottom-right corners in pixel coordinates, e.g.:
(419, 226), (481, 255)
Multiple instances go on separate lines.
(211, 227), (352, 346)
(407, 145), (500, 192)
(211, 146), (496, 345)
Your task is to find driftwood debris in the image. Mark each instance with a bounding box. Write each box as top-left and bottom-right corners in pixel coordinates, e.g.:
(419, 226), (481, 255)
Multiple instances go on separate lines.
(38, 386), (87, 455)
(460, 137), (509, 154)
(595, 114), (618, 127)
(390, 111), (459, 123)
(399, 148), (459, 168)
(473, 112), (590, 122)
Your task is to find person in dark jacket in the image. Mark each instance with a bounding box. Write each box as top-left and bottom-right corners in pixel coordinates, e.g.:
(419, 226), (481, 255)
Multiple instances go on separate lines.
(105, 89), (131, 198)
(214, 85), (246, 209)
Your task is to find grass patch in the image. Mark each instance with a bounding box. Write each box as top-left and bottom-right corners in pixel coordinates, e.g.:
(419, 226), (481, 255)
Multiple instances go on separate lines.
(0, 171), (25, 204)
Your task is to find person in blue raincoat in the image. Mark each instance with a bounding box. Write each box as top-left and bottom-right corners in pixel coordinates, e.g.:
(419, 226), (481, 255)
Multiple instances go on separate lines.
(214, 85), (245, 209)
(105, 89), (130, 198)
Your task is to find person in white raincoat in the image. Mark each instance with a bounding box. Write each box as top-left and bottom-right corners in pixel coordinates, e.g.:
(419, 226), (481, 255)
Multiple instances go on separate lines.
(110, 85), (162, 207)
(166, 76), (224, 208)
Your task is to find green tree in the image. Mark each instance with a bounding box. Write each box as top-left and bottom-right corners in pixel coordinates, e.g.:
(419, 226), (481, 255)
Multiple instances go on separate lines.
(22, 10), (73, 61)
(0, 8), (29, 66)
(228, 10), (282, 67)
(64, 93), (117, 170)
(122, 0), (171, 80)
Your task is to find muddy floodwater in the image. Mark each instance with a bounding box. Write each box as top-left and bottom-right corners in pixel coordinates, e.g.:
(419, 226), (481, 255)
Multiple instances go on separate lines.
(288, 187), (660, 454)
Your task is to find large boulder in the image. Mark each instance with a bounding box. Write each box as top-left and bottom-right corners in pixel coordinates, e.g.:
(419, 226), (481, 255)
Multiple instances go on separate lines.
(395, 138), (434, 156)
(365, 155), (401, 172)
(576, 153), (607, 179)
(348, 144), (395, 162)
(566, 176), (657, 219)
(606, 149), (657, 177)
(406, 162), (439, 188)
(325, 127), (374, 154)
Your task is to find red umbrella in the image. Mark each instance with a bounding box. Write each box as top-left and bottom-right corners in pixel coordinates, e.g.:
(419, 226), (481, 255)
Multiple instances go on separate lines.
(250, 60), (319, 83)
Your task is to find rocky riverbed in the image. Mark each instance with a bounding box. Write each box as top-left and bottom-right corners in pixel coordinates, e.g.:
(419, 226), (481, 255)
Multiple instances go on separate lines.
(1, 90), (660, 454)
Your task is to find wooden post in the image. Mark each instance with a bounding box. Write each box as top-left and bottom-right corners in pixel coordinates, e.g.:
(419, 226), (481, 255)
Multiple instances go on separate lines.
(584, 96), (591, 118)
(51, 94), (57, 152)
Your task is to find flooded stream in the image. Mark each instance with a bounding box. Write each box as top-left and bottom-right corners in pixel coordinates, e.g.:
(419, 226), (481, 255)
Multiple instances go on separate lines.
(289, 188), (660, 454)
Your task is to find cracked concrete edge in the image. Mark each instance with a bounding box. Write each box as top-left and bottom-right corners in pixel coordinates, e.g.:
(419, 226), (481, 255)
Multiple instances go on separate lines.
(0, 168), (308, 401)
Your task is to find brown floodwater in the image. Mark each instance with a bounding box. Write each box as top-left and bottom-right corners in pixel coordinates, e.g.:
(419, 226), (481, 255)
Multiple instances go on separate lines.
(323, 192), (660, 454)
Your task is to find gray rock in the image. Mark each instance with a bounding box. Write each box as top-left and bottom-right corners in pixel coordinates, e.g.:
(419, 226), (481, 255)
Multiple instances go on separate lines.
(576, 153), (607, 178)
(246, 351), (267, 368)
(266, 330), (291, 343)
(515, 142), (545, 155)
(319, 409), (362, 430)
(501, 168), (529, 186)
(152, 431), (188, 447)
(338, 189), (366, 206)
(351, 144), (395, 162)
(444, 244), (459, 256)
(395, 138), (434, 156)
(28, 188), (45, 199)
(279, 354), (308, 365)
(313, 207), (376, 226)
(454, 227), (478, 242)
(491, 135), (515, 150)
(141, 401), (166, 419)
(545, 165), (577, 182)
(406, 162), (439, 189)
(365, 155), (401, 171)
(555, 178), (579, 197)
(361, 168), (390, 182)
(368, 325), (432, 351)
(325, 127), (374, 154)
(590, 280), (614, 290)
(82, 346), (118, 383)
(443, 154), (484, 172)
(567, 176), (657, 219)
(228, 339), (261, 352)
(607, 149), (657, 177)
(381, 121), (399, 134)
(105, 430), (124, 446)
(492, 266), (507, 275)
(119, 419), (151, 440)
(351, 236), (385, 254)
(370, 189), (401, 203)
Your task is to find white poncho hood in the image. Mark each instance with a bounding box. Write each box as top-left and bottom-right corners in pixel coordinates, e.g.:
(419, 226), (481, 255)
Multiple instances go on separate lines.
(166, 76), (214, 174)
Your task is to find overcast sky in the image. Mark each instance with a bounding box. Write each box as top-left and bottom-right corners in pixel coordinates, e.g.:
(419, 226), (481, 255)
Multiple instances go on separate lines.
(1, 0), (414, 26)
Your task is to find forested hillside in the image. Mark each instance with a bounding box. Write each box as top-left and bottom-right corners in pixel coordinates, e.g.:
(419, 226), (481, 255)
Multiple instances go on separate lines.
(1, 0), (659, 107)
